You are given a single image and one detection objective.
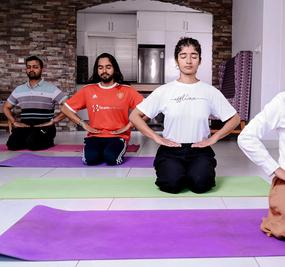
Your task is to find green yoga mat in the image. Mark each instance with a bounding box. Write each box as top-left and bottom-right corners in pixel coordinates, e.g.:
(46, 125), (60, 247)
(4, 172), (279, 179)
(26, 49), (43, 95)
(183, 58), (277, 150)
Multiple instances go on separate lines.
(0, 176), (269, 199)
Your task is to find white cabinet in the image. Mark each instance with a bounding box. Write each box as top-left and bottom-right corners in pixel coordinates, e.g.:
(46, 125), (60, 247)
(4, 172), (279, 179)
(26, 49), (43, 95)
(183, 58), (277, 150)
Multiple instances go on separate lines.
(165, 31), (212, 84)
(137, 11), (165, 44)
(137, 11), (165, 31)
(85, 13), (136, 36)
(186, 13), (212, 33)
(165, 12), (212, 33)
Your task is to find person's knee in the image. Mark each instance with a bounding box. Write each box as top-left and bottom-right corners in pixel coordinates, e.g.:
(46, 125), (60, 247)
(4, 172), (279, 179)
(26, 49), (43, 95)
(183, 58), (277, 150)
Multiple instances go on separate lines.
(104, 154), (123, 165)
(155, 179), (184, 194)
(84, 155), (101, 165)
(83, 151), (101, 165)
(26, 138), (54, 151)
(158, 185), (182, 194)
(189, 175), (215, 194)
(190, 184), (213, 194)
(6, 139), (22, 151)
(103, 149), (124, 165)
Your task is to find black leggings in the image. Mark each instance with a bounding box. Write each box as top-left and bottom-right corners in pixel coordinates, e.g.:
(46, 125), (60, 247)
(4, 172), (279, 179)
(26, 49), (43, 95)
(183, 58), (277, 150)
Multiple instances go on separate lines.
(83, 136), (127, 166)
(154, 144), (217, 194)
(6, 126), (56, 151)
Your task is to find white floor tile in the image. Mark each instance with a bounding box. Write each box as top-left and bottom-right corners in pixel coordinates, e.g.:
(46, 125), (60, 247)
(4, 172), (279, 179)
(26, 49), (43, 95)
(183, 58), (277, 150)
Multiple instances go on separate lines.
(0, 258), (77, 267)
(256, 256), (285, 267)
(77, 257), (259, 267)
(110, 197), (226, 210)
(222, 197), (269, 209)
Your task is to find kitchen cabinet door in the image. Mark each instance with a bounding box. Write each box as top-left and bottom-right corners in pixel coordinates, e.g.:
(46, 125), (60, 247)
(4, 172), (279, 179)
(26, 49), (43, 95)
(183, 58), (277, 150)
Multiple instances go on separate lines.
(137, 11), (165, 44)
(185, 13), (213, 33)
(85, 13), (111, 33)
(85, 13), (136, 36)
(165, 12), (187, 32)
(111, 14), (136, 35)
(137, 11), (165, 31)
(165, 12), (213, 33)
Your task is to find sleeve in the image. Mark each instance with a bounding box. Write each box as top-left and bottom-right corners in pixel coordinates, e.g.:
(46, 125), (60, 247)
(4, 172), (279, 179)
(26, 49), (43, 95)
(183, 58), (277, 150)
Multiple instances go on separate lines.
(128, 87), (144, 109)
(7, 92), (18, 106)
(65, 87), (87, 113)
(210, 89), (237, 122)
(136, 87), (163, 119)
(237, 95), (282, 176)
(53, 88), (68, 104)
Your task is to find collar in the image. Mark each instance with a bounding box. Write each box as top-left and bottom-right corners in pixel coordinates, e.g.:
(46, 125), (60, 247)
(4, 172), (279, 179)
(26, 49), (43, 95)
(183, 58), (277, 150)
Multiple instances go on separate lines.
(26, 79), (44, 89)
(98, 82), (118, 89)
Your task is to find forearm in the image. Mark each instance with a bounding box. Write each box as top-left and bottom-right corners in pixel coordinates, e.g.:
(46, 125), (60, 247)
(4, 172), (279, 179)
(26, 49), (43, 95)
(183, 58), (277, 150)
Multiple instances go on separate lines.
(3, 105), (16, 124)
(212, 113), (240, 141)
(61, 104), (82, 125)
(129, 109), (159, 141)
(52, 112), (66, 123)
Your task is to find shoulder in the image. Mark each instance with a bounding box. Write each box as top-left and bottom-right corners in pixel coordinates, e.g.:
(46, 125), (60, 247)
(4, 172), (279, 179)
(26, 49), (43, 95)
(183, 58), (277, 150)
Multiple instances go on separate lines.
(40, 80), (62, 93)
(13, 83), (29, 93)
(79, 83), (96, 90)
(271, 92), (285, 104)
(197, 81), (219, 92)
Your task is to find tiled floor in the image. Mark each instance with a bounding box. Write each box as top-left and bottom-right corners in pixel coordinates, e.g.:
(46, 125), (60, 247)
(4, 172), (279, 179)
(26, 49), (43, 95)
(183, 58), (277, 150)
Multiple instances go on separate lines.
(0, 130), (284, 267)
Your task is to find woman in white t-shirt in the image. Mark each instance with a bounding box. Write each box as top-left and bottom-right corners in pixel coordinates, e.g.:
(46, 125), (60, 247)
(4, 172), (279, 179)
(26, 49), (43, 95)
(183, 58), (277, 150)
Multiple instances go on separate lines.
(130, 37), (240, 194)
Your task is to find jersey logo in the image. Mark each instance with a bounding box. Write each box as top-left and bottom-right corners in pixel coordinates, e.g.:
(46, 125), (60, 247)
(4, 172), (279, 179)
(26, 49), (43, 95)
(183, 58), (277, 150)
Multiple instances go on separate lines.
(92, 94), (98, 99)
(117, 92), (124, 99)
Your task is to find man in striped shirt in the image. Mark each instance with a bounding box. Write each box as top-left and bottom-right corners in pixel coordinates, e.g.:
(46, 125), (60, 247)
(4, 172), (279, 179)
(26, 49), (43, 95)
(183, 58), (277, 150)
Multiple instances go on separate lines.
(3, 56), (67, 150)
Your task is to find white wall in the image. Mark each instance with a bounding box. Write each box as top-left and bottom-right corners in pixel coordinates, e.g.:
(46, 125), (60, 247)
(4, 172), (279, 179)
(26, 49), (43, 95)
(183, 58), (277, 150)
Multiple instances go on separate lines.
(232, 0), (263, 119)
(261, 0), (284, 107)
(233, 0), (285, 123)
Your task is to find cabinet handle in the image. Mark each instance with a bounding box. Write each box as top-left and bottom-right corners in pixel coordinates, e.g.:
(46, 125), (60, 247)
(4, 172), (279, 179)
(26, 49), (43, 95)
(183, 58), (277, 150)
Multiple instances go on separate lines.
(186, 21), (189, 31)
(108, 21), (110, 31)
(111, 22), (114, 31)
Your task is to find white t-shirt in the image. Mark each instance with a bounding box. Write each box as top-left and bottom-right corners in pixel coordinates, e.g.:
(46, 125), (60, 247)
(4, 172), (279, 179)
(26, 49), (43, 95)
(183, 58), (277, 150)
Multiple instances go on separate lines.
(238, 92), (285, 177)
(137, 80), (237, 143)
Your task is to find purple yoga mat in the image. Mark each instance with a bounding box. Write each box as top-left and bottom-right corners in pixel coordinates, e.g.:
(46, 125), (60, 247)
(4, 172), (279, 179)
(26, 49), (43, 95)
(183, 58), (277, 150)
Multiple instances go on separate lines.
(0, 206), (284, 261)
(0, 144), (140, 152)
(0, 153), (154, 168)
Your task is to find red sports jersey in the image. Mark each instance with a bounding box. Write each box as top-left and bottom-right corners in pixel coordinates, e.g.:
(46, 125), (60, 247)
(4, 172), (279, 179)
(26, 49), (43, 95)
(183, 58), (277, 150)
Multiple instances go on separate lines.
(66, 83), (143, 141)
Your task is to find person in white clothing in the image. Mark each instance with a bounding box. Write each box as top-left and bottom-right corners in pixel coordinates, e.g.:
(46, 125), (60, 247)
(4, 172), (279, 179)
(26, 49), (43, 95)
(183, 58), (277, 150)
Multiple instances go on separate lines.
(130, 37), (240, 194)
(238, 92), (285, 239)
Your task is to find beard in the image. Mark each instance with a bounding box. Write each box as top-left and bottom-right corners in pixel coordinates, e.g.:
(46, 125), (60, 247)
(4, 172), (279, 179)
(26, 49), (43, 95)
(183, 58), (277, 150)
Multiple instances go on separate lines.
(27, 71), (42, 80)
(100, 73), (114, 83)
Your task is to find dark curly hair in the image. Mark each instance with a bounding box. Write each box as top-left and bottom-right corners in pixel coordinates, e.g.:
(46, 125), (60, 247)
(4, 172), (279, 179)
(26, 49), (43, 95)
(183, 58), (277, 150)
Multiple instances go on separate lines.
(174, 37), (201, 62)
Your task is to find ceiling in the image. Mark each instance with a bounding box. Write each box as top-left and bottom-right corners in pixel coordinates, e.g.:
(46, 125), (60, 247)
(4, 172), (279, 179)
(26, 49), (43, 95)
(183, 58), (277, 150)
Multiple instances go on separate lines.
(79, 0), (200, 14)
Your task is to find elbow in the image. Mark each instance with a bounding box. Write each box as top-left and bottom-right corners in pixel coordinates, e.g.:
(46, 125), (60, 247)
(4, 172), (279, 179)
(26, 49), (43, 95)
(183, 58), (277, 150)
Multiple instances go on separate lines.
(237, 132), (248, 150)
(129, 109), (136, 125)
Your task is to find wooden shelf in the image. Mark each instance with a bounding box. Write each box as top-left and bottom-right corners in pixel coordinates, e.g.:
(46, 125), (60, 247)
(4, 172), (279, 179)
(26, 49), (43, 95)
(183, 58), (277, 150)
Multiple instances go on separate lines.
(131, 83), (160, 93)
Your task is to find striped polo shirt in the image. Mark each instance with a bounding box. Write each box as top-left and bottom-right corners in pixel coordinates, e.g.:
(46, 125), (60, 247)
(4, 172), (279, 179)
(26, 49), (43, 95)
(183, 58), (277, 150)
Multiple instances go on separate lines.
(7, 79), (67, 125)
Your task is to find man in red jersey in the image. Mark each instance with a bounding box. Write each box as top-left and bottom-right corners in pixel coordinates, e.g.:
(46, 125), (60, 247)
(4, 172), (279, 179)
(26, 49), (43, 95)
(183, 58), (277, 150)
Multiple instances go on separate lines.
(62, 53), (143, 165)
